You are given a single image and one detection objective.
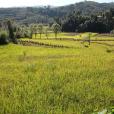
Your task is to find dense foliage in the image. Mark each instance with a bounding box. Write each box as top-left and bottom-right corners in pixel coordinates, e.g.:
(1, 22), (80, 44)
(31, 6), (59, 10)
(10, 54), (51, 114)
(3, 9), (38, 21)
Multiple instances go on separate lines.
(0, 1), (114, 24)
(0, 2), (114, 45)
(0, 30), (9, 44)
(0, 20), (18, 44)
(60, 9), (114, 33)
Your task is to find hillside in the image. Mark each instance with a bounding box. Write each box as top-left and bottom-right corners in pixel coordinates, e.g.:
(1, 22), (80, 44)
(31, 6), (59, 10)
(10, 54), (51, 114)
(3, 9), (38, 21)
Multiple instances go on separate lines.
(58, 1), (114, 14)
(0, 1), (114, 24)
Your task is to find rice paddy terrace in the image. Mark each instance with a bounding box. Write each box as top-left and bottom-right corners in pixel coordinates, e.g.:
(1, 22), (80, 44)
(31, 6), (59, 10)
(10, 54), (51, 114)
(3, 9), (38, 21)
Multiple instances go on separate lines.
(0, 33), (114, 114)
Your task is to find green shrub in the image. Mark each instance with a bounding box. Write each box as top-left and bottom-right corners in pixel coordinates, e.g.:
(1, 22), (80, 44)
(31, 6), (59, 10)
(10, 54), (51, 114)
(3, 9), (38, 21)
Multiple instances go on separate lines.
(0, 31), (9, 45)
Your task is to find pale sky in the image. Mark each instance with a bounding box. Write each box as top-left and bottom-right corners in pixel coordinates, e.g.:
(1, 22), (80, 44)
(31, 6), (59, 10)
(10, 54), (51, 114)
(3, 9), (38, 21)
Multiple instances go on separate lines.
(0, 0), (113, 8)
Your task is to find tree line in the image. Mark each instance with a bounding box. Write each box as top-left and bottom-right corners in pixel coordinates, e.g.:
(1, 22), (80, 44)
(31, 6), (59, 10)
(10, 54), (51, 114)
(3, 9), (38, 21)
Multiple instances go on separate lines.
(0, 20), (61, 45)
(0, 8), (114, 45)
(58, 8), (114, 33)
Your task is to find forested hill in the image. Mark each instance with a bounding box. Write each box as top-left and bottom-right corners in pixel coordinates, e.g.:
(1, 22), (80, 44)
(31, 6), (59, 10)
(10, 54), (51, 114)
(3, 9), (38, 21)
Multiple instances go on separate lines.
(58, 1), (114, 15)
(0, 1), (114, 24)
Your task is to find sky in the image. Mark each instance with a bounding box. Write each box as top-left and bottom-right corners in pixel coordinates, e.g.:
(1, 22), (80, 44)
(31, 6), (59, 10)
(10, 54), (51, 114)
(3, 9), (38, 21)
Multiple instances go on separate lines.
(0, 0), (113, 8)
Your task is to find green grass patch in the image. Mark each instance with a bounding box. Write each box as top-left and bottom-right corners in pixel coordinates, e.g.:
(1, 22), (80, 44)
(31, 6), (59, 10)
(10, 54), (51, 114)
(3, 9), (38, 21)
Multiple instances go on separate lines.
(0, 35), (114, 114)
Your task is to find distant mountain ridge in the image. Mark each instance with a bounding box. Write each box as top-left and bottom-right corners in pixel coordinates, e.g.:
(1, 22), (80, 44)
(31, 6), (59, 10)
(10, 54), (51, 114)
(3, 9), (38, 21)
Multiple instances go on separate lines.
(57, 1), (114, 14)
(0, 1), (114, 24)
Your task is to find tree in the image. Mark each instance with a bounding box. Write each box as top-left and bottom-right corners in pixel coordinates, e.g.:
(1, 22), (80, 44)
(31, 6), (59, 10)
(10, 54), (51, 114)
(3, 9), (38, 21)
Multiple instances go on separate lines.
(45, 26), (49, 39)
(0, 30), (9, 45)
(52, 23), (61, 39)
(24, 27), (31, 38)
(38, 24), (43, 39)
(15, 25), (31, 38)
(30, 24), (38, 39)
(30, 24), (34, 38)
(7, 20), (17, 44)
(34, 25), (38, 39)
(15, 26), (23, 38)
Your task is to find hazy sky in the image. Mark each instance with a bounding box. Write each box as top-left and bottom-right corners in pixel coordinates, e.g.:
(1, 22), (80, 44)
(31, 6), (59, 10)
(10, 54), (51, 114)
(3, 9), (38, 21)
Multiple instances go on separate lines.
(0, 0), (113, 8)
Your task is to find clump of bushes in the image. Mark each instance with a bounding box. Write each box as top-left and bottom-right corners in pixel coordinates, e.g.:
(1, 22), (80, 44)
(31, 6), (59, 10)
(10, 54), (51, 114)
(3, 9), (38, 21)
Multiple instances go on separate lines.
(0, 30), (9, 45)
(15, 27), (31, 38)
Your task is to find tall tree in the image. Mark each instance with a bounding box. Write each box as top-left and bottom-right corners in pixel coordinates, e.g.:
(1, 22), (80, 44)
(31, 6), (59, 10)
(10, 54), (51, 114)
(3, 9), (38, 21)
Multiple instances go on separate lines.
(30, 24), (37, 39)
(7, 20), (17, 44)
(34, 25), (38, 39)
(52, 23), (61, 39)
(38, 24), (43, 39)
(45, 26), (49, 39)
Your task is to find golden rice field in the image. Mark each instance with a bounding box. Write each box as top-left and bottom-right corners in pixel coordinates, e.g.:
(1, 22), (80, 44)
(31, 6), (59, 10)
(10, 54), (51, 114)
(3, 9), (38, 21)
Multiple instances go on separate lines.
(0, 33), (114, 114)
